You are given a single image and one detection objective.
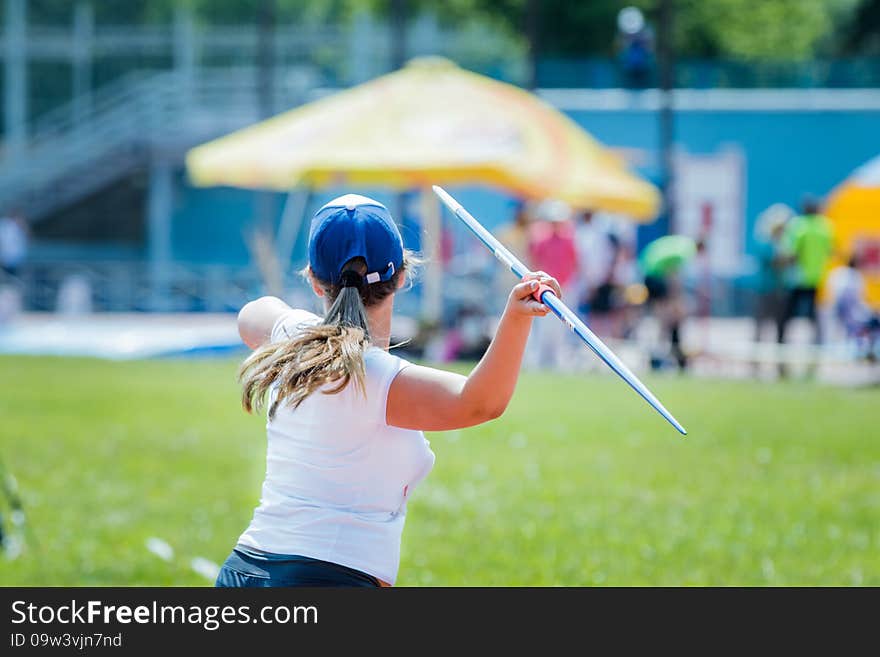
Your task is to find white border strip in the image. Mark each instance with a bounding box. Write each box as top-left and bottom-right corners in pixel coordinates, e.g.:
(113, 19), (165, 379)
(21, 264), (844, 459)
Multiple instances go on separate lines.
(538, 88), (880, 112)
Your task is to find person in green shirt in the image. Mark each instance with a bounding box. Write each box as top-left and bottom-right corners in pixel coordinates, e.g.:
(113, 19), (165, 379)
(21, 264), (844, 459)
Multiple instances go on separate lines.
(639, 234), (702, 372)
(777, 196), (834, 377)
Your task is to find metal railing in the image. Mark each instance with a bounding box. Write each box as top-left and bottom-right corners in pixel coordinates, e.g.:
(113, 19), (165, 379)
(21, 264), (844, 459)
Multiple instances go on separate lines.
(26, 70), (155, 142)
(4, 12), (523, 131)
(0, 72), (171, 218)
(14, 259), (280, 313)
(0, 67), (320, 220)
(537, 56), (880, 89)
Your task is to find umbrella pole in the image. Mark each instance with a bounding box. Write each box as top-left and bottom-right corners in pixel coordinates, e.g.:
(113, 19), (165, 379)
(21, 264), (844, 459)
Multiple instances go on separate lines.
(420, 186), (443, 324)
(276, 188), (311, 266)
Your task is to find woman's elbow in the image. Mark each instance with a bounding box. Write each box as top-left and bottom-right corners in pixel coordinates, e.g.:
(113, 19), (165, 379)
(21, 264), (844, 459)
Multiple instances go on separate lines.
(237, 296), (280, 349)
(467, 401), (507, 425)
(488, 403), (509, 421)
(237, 305), (257, 348)
(239, 329), (263, 351)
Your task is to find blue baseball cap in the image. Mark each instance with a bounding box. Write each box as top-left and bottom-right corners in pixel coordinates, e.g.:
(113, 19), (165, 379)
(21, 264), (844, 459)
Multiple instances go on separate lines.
(308, 194), (404, 286)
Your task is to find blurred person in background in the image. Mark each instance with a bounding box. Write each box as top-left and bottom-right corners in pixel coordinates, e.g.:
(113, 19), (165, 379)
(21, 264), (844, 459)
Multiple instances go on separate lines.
(777, 195), (834, 378)
(753, 204), (794, 341)
(824, 252), (880, 363)
(641, 235), (702, 372)
(599, 220), (642, 339)
(612, 240), (644, 339)
(497, 198), (533, 261)
(438, 303), (492, 363)
(684, 232), (713, 354)
(588, 232), (626, 336)
(494, 198), (534, 310)
(0, 210), (28, 324)
(525, 199), (578, 369)
(615, 6), (654, 89)
(0, 209), (28, 281)
(751, 204), (794, 374)
(572, 210), (616, 325)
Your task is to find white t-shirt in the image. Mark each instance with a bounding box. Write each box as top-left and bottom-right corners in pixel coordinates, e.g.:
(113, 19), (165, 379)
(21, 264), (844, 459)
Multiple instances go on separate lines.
(237, 309), (435, 585)
(574, 219), (615, 294)
(825, 266), (868, 325)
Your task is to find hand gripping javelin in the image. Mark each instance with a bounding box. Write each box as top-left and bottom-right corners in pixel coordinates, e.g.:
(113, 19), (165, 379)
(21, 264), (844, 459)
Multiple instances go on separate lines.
(433, 186), (687, 436)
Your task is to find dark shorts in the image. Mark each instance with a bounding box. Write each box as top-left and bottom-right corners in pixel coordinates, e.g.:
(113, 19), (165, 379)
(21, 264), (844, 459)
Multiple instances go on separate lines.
(754, 290), (785, 323)
(215, 546), (382, 588)
(589, 282), (616, 313)
(783, 287), (818, 322)
(644, 275), (668, 302)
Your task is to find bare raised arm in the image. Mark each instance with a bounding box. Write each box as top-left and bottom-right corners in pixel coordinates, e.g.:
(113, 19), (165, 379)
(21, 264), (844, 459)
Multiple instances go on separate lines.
(386, 272), (561, 431)
(237, 296), (292, 350)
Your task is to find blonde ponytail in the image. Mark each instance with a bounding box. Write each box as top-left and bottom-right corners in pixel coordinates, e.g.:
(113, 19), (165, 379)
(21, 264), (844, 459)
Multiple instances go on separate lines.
(239, 252), (417, 419)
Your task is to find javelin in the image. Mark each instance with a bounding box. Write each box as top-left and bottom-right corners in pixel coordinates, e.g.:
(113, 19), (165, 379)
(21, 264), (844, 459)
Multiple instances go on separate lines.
(433, 185), (687, 436)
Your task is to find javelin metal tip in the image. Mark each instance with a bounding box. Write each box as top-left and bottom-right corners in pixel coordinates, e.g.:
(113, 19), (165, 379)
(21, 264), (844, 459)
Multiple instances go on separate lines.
(662, 411), (687, 436)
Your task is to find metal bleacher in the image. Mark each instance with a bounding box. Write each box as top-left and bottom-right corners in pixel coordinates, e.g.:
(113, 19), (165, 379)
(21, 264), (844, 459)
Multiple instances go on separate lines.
(0, 7), (522, 312)
(0, 67), (320, 222)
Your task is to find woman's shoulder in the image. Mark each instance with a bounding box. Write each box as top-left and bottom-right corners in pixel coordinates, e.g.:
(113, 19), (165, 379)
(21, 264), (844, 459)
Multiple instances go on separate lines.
(363, 347), (414, 395)
(364, 345), (411, 371)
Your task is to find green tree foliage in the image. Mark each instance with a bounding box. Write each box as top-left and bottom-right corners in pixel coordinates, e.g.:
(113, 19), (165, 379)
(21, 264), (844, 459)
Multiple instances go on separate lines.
(432, 0), (863, 60)
(19, 0), (880, 60)
(669, 0), (861, 60)
(24, 0), (356, 25)
(364, 0), (874, 61)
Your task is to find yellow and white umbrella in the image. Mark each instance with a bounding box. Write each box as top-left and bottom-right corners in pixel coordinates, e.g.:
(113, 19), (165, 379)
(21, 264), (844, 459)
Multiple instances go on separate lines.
(824, 154), (880, 308)
(186, 57), (660, 220)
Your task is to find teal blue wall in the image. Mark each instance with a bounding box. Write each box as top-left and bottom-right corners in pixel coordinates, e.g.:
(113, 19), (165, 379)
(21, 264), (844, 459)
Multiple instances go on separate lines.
(170, 107), (880, 277)
(565, 109), (880, 255)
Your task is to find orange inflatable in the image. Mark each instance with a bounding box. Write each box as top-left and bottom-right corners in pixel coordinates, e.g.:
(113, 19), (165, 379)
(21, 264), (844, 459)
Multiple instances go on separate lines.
(823, 155), (880, 309)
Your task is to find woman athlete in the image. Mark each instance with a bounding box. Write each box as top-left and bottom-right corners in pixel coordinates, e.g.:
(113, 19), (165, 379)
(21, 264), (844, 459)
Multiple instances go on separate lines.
(216, 193), (561, 587)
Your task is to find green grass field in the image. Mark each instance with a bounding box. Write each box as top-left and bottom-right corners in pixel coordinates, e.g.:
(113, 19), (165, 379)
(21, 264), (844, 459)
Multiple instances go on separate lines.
(0, 355), (877, 586)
